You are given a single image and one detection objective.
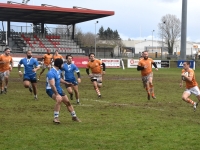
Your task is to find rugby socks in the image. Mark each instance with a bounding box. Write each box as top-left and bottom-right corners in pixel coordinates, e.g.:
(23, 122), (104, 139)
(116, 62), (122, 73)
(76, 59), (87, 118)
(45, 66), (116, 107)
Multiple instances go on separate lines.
(71, 111), (76, 117)
(150, 84), (155, 96)
(54, 111), (59, 118)
(34, 95), (38, 99)
(94, 86), (101, 96)
(145, 87), (150, 95)
(186, 98), (195, 105)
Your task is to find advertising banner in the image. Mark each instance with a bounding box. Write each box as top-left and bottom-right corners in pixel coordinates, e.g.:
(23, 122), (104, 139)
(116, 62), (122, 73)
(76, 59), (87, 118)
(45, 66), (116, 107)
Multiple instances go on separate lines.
(127, 59), (170, 68)
(161, 61), (170, 68)
(101, 59), (120, 68)
(127, 59), (139, 68)
(177, 60), (194, 69)
(72, 57), (89, 68)
(13, 57), (24, 67)
(152, 60), (161, 68)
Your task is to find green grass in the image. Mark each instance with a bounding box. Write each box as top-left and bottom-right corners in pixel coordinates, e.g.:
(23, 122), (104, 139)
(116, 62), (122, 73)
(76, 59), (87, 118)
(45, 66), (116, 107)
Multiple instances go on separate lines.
(1, 68), (200, 150)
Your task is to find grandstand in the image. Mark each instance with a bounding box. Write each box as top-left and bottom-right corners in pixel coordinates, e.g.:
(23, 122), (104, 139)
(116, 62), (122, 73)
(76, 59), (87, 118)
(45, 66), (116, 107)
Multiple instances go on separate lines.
(0, 2), (114, 56)
(0, 31), (84, 55)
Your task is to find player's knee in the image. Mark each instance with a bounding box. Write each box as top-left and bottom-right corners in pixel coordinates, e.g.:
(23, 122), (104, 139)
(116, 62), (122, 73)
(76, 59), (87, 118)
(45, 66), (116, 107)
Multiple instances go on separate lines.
(67, 88), (73, 94)
(68, 91), (73, 95)
(24, 84), (30, 88)
(97, 82), (102, 88)
(181, 96), (186, 101)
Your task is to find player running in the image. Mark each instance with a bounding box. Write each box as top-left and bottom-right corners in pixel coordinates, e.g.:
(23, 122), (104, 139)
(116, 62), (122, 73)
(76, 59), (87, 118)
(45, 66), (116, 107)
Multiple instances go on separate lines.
(180, 61), (200, 111)
(137, 51), (158, 100)
(38, 49), (53, 80)
(46, 58), (81, 123)
(86, 53), (106, 98)
(61, 55), (81, 104)
(53, 50), (63, 61)
(18, 50), (40, 100)
(0, 48), (13, 94)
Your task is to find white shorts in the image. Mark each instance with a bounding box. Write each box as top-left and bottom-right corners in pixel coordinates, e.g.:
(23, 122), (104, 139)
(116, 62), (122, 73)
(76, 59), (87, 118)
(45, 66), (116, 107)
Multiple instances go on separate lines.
(0, 70), (10, 80)
(91, 74), (102, 83)
(185, 86), (200, 96)
(42, 64), (51, 69)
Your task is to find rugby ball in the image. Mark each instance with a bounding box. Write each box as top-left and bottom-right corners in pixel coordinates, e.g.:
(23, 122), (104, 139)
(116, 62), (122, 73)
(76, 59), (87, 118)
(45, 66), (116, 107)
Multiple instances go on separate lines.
(182, 72), (188, 81)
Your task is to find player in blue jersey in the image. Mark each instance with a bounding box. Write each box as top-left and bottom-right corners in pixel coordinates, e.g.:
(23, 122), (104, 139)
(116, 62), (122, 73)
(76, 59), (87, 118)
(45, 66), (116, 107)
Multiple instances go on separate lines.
(61, 55), (81, 104)
(18, 50), (40, 100)
(46, 58), (81, 124)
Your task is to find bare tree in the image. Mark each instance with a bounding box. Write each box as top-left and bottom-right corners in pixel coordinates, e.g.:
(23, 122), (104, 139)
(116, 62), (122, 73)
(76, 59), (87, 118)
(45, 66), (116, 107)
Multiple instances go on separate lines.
(158, 14), (181, 54)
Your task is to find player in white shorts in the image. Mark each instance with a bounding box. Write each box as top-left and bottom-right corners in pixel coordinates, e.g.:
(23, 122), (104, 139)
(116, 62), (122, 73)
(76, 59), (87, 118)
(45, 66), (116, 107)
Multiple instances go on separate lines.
(180, 61), (200, 111)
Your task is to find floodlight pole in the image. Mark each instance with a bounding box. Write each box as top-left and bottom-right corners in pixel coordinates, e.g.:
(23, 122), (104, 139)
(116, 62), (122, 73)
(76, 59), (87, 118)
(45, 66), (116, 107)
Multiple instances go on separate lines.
(180, 0), (187, 60)
(95, 21), (98, 56)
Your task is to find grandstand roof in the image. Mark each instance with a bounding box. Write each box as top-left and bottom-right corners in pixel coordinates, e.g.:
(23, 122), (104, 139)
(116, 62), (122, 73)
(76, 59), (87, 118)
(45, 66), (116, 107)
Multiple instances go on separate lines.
(0, 3), (114, 25)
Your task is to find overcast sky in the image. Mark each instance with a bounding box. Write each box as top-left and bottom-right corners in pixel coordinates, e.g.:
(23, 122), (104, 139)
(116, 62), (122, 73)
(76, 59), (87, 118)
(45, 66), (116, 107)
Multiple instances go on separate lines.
(1, 0), (200, 42)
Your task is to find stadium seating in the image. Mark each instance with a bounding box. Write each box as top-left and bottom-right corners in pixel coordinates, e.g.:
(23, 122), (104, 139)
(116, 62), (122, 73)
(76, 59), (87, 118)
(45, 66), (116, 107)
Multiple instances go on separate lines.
(11, 32), (83, 54)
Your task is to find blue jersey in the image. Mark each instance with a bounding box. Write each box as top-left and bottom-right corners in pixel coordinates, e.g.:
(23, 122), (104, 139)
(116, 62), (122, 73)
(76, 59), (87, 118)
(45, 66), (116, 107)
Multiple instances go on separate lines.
(61, 63), (79, 81)
(46, 67), (62, 93)
(19, 57), (39, 75)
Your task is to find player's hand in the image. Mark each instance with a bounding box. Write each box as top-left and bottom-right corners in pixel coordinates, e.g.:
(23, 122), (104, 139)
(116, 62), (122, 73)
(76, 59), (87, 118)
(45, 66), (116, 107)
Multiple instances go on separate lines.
(65, 81), (72, 86)
(32, 68), (37, 72)
(102, 71), (106, 75)
(77, 78), (81, 83)
(19, 71), (23, 77)
(181, 73), (185, 77)
(179, 83), (183, 88)
(89, 74), (93, 77)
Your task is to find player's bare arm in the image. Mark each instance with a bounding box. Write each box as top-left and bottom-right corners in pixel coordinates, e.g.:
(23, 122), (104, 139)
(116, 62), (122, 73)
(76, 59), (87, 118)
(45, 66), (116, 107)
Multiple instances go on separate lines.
(18, 64), (23, 77)
(60, 78), (72, 85)
(49, 79), (62, 101)
(179, 80), (183, 88)
(32, 66), (40, 72)
(49, 79), (59, 96)
(10, 60), (14, 71)
(77, 72), (81, 83)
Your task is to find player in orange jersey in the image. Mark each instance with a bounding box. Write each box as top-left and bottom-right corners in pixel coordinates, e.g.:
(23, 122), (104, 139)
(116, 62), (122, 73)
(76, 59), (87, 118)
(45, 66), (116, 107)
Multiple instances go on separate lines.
(53, 50), (63, 61)
(86, 53), (106, 98)
(137, 51), (158, 100)
(0, 48), (13, 94)
(38, 49), (53, 80)
(180, 61), (200, 111)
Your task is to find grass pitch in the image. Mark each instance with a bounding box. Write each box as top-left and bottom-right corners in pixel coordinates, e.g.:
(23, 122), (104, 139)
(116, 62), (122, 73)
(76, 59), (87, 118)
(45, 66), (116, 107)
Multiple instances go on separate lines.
(0, 67), (200, 150)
